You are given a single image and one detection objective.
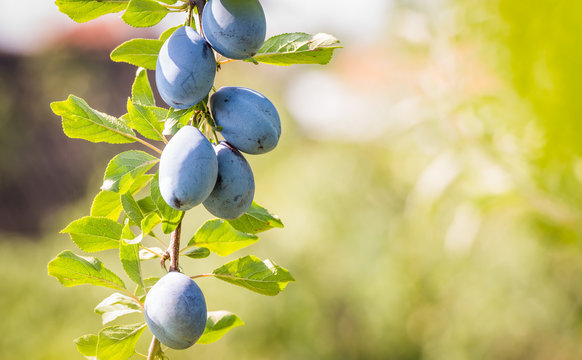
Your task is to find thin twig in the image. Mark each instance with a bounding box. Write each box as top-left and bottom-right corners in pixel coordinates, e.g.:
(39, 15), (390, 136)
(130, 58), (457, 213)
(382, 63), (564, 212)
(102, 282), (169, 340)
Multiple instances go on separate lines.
(147, 337), (162, 360)
(168, 222), (182, 272)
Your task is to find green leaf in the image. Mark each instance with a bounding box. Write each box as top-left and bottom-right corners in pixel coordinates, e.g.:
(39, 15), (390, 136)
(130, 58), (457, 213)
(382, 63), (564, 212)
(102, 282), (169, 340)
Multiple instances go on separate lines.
(137, 196), (157, 214)
(48, 250), (126, 290)
(139, 247), (165, 260)
(188, 219), (258, 256)
(126, 99), (165, 141)
(74, 334), (98, 357)
(249, 33), (342, 66)
(122, 0), (168, 27)
(55, 0), (129, 23)
(61, 216), (122, 252)
(228, 202), (284, 234)
(51, 95), (136, 144)
(101, 150), (159, 193)
(131, 68), (155, 106)
(162, 108), (194, 136)
(120, 238), (143, 287)
(198, 311), (244, 344)
(111, 38), (163, 70)
(212, 255), (295, 296)
(134, 276), (160, 298)
(159, 25), (181, 42)
(183, 247), (210, 259)
(151, 173), (184, 234)
(97, 323), (147, 360)
(121, 193), (144, 226)
(91, 174), (153, 220)
(95, 293), (142, 325)
(141, 212), (162, 235)
(91, 191), (123, 221)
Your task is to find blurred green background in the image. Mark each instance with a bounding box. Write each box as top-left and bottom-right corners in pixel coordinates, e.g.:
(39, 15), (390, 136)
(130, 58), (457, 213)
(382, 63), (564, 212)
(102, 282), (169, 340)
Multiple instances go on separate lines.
(3, 0), (582, 359)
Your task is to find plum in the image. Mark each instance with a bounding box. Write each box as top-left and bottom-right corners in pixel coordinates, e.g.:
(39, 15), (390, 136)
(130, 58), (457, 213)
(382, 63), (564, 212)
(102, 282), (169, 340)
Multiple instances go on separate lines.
(209, 87), (281, 154)
(159, 125), (218, 211)
(201, 0), (266, 60)
(144, 272), (207, 349)
(156, 26), (216, 109)
(203, 142), (255, 219)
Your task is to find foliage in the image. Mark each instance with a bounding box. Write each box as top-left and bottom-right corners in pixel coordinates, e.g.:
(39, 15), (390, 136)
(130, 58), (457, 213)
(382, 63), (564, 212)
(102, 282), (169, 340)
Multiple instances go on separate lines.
(48, 1), (340, 358)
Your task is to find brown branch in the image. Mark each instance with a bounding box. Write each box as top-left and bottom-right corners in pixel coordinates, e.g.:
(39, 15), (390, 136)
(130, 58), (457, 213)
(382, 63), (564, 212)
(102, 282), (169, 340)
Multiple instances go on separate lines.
(168, 222), (182, 272)
(192, 0), (206, 36)
(147, 337), (162, 360)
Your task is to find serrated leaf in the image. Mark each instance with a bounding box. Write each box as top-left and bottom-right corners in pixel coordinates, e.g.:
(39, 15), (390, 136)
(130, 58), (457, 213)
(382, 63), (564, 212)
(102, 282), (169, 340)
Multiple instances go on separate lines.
(249, 33), (342, 66)
(121, 193), (144, 226)
(139, 247), (165, 260)
(131, 68), (155, 106)
(120, 238), (143, 287)
(162, 108), (193, 136)
(159, 25), (181, 42)
(95, 293), (142, 325)
(91, 191), (123, 221)
(183, 247), (210, 259)
(122, 0), (168, 28)
(48, 250), (126, 290)
(74, 334), (98, 357)
(111, 39), (163, 70)
(137, 196), (157, 214)
(126, 99), (165, 141)
(141, 212), (161, 235)
(61, 216), (122, 252)
(134, 276), (160, 298)
(91, 175), (153, 220)
(151, 173), (184, 233)
(228, 202), (284, 234)
(97, 323), (147, 360)
(55, 0), (129, 23)
(212, 255), (295, 296)
(101, 150), (158, 193)
(51, 95), (136, 144)
(198, 311), (244, 344)
(188, 219), (258, 256)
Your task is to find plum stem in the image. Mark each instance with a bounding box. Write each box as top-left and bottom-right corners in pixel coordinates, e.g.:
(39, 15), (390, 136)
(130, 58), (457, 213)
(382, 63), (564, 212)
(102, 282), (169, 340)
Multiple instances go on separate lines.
(147, 337), (163, 360)
(168, 222), (182, 272)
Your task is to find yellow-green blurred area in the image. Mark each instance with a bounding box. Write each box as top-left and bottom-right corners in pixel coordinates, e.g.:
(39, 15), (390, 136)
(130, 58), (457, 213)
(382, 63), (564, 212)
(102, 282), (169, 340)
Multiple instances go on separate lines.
(4, 0), (582, 359)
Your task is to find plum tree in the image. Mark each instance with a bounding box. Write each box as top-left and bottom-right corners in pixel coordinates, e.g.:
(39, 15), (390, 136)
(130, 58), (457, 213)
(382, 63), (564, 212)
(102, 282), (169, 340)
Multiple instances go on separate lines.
(210, 86), (281, 154)
(202, 0), (266, 59)
(144, 272), (207, 349)
(49, 0), (340, 358)
(203, 142), (255, 219)
(156, 26), (216, 109)
(159, 125), (218, 210)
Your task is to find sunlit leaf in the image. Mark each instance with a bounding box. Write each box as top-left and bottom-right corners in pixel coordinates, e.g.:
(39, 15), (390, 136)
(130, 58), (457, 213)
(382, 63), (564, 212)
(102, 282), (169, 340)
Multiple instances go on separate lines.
(188, 219), (258, 256)
(51, 95), (136, 144)
(228, 202), (284, 234)
(61, 216), (122, 252)
(249, 33), (342, 66)
(95, 293), (142, 325)
(97, 323), (147, 360)
(213, 255), (295, 296)
(198, 311), (244, 344)
(48, 250), (126, 290)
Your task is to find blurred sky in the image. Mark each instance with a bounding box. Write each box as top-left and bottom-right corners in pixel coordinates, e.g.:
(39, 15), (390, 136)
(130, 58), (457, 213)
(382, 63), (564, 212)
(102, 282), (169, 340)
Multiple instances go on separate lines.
(0, 0), (391, 54)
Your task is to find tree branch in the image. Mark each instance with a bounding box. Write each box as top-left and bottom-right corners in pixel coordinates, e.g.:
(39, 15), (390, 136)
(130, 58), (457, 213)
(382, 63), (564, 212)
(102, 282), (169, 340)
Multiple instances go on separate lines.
(168, 222), (182, 272)
(147, 337), (162, 360)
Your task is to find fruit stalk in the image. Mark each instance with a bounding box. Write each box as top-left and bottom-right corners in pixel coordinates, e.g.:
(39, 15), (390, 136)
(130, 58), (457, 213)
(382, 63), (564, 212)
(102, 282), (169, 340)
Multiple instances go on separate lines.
(168, 222), (182, 272)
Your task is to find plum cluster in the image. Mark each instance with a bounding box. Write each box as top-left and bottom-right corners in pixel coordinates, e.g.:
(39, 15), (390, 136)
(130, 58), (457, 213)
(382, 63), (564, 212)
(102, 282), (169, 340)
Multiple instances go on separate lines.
(157, 0), (280, 221)
(146, 0), (280, 350)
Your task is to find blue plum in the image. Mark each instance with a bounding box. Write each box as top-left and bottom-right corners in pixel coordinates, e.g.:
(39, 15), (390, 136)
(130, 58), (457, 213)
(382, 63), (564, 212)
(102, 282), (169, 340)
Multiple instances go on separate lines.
(202, 0), (266, 60)
(144, 272), (207, 350)
(156, 26), (216, 109)
(210, 87), (281, 154)
(203, 142), (255, 219)
(159, 125), (218, 211)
